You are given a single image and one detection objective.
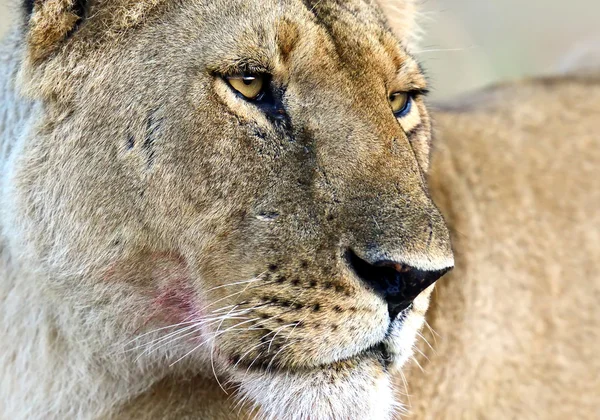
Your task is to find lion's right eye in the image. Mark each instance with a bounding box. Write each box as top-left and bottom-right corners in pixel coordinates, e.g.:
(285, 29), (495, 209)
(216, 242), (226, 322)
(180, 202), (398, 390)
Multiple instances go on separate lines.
(225, 74), (266, 100)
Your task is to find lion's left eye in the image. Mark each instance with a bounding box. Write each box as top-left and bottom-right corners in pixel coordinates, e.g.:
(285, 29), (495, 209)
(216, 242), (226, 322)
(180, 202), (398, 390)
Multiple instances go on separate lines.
(389, 92), (412, 118)
(225, 74), (266, 100)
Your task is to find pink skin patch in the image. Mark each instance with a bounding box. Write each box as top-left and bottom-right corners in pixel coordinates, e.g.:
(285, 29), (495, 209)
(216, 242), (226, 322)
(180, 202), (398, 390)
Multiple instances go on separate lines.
(153, 280), (198, 324)
(149, 252), (203, 325)
(103, 252), (205, 337)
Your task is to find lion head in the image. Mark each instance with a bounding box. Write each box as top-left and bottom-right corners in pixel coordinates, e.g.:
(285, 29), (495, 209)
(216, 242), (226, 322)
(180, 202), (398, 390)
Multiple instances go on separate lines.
(6, 0), (453, 418)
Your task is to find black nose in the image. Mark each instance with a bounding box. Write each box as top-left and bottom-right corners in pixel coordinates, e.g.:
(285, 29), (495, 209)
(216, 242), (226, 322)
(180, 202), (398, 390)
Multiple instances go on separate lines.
(346, 250), (452, 319)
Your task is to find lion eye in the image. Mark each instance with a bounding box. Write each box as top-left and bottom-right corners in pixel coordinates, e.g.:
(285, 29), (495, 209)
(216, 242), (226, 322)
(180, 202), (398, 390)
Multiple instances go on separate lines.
(389, 92), (412, 117)
(226, 74), (266, 100)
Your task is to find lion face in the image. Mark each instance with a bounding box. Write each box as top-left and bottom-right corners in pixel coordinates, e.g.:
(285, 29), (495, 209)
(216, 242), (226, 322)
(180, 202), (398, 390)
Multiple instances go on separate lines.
(11, 0), (453, 417)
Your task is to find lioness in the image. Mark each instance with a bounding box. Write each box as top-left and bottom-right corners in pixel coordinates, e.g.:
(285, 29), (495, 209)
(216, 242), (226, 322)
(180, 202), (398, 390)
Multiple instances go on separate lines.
(0, 1), (598, 419)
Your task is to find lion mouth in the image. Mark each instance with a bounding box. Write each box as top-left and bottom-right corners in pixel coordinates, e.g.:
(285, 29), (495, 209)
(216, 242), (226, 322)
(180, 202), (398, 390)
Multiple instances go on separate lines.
(360, 341), (394, 368)
(225, 309), (409, 374)
(228, 338), (396, 375)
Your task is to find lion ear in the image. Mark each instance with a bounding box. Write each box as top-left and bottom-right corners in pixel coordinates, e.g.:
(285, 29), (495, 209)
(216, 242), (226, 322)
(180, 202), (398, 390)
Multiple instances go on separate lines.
(23, 0), (89, 63)
(378, 0), (422, 51)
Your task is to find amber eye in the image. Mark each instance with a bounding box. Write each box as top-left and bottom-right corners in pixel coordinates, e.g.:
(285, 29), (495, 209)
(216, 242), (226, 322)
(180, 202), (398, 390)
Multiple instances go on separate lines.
(225, 74), (266, 100)
(389, 92), (412, 117)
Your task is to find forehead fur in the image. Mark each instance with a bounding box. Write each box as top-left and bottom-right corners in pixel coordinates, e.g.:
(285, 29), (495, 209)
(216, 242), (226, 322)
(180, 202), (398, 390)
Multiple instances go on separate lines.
(292, 0), (424, 88)
(22, 0), (425, 104)
(23, 0), (419, 61)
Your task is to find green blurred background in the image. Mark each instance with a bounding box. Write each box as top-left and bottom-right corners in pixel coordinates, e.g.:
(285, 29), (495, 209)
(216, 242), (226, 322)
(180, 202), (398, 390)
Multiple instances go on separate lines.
(0, 0), (598, 100)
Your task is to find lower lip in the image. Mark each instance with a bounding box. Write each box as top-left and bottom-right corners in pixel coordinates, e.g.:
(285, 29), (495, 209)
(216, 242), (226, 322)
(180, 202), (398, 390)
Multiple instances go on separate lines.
(360, 343), (393, 368)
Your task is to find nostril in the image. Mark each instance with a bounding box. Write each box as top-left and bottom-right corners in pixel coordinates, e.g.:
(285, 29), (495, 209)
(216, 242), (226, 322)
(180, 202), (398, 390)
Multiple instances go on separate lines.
(345, 249), (452, 319)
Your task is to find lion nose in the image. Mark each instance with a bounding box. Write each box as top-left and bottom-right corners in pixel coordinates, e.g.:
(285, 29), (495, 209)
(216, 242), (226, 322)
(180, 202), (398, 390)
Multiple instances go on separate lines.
(345, 250), (452, 319)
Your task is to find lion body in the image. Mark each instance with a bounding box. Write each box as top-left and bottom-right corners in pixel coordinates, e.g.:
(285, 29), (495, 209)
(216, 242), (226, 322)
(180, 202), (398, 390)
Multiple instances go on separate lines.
(0, 1), (598, 419)
(408, 75), (600, 419)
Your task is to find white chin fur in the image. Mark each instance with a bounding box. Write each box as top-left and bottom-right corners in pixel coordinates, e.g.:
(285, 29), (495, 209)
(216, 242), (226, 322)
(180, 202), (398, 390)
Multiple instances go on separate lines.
(234, 361), (399, 420)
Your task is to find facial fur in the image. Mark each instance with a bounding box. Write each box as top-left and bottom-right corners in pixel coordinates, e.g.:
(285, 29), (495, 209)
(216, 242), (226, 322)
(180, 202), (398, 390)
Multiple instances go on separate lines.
(1, 0), (453, 418)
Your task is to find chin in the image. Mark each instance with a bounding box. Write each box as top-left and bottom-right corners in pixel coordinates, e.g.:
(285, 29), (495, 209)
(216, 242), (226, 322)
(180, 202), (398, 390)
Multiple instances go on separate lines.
(233, 356), (400, 420)
(219, 290), (433, 419)
(227, 310), (430, 420)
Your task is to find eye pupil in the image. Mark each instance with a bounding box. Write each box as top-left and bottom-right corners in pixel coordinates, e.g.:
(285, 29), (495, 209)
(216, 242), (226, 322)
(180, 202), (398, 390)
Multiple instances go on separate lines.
(243, 77), (254, 85)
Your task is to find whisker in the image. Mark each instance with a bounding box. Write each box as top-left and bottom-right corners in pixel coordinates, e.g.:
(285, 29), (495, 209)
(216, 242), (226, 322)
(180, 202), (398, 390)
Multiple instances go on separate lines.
(122, 275), (273, 351)
(205, 272), (266, 292)
(399, 368), (412, 406)
(130, 323), (200, 355)
(121, 317), (197, 348)
(169, 318), (261, 367)
(129, 309), (256, 359)
(198, 278), (277, 313)
(411, 355), (425, 373)
(210, 304), (245, 395)
(284, 312), (311, 343)
(267, 322), (298, 353)
(135, 327), (205, 362)
(210, 304), (237, 314)
(266, 340), (297, 372)
(413, 345), (430, 362)
(416, 331), (436, 354)
(232, 341), (267, 371)
(233, 353), (265, 415)
(129, 311), (253, 351)
(424, 320), (440, 340)
(229, 303), (306, 369)
(212, 301), (271, 315)
(136, 316), (253, 360)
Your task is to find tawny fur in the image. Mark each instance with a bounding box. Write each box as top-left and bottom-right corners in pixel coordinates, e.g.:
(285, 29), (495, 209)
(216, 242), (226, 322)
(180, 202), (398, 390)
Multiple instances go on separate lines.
(0, 0), (598, 419)
(405, 75), (600, 419)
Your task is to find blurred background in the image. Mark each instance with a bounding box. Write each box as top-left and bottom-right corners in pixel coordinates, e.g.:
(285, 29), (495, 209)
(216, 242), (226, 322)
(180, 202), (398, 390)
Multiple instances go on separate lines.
(0, 0), (598, 100)
(415, 0), (599, 99)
